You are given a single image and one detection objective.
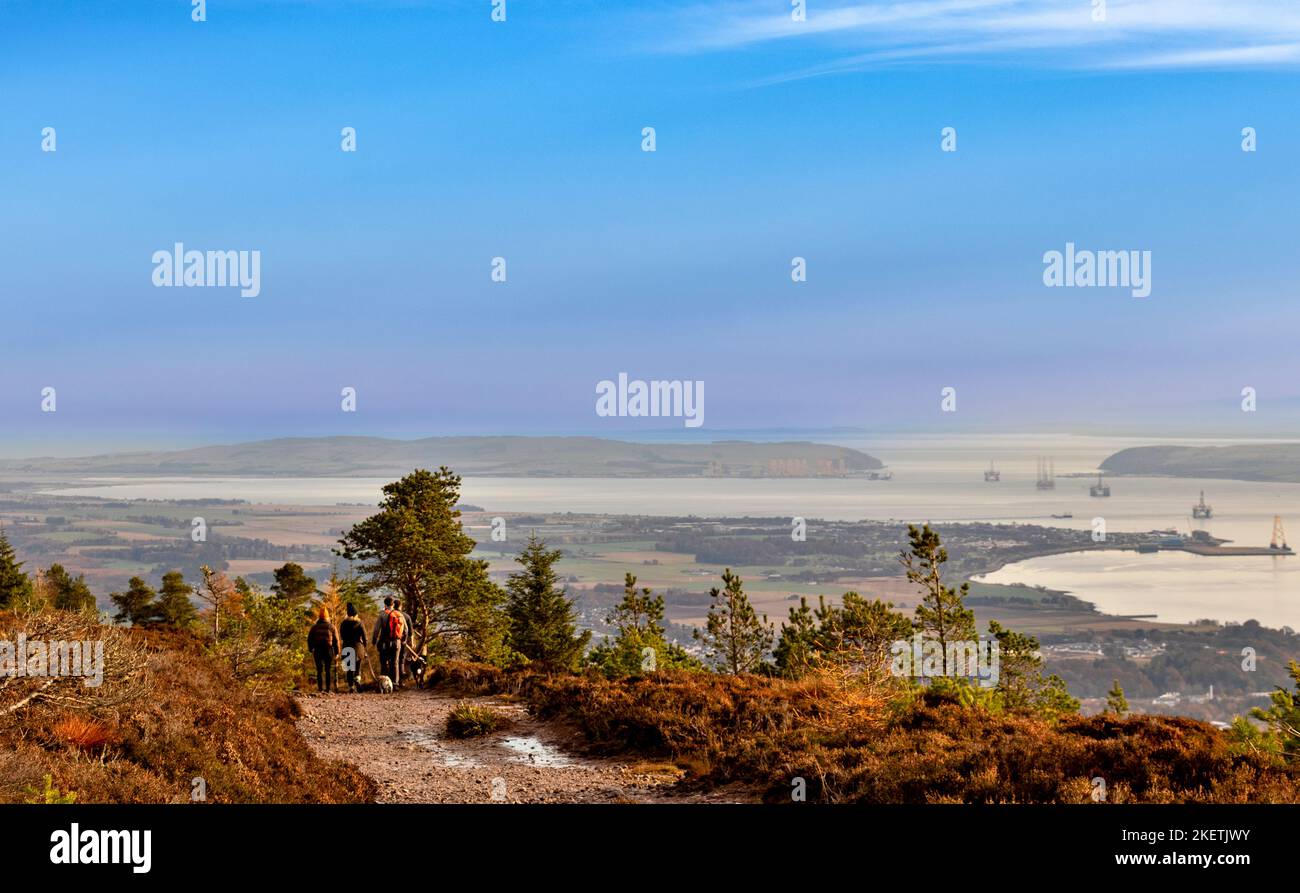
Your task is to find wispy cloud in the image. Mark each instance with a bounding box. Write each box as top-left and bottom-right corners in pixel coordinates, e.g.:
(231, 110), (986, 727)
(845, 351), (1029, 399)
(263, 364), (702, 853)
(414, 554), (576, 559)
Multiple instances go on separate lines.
(1105, 41), (1300, 69)
(656, 0), (1300, 75)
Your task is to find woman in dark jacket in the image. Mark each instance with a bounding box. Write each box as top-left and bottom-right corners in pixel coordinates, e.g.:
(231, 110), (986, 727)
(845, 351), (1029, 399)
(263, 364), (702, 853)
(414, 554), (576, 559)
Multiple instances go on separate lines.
(337, 602), (368, 692)
(307, 607), (340, 693)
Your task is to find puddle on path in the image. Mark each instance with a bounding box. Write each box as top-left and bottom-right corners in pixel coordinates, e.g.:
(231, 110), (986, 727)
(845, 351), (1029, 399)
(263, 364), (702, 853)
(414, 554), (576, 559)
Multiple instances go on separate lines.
(401, 729), (483, 767)
(501, 735), (576, 767)
(397, 726), (579, 769)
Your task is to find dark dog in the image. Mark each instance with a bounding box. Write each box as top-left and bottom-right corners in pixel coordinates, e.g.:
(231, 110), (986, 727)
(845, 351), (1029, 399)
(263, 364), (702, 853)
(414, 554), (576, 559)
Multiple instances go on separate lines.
(407, 655), (428, 689)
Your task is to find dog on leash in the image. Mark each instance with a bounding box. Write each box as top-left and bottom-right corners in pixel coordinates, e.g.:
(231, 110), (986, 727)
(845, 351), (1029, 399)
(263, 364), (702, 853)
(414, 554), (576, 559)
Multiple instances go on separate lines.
(377, 675), (394, 694)
(407, 655), (428, 689)
(401, 642), (428, 689)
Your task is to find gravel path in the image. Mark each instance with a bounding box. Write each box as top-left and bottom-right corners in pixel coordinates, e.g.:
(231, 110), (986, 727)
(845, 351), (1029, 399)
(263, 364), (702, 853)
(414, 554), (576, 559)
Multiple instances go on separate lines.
(297, 687), (745, 803)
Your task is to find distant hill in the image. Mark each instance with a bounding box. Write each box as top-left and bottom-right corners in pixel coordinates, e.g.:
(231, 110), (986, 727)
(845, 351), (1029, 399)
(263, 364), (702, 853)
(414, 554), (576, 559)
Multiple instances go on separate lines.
(1101, 443), (1300, 482)
(0, 436), (882, 478)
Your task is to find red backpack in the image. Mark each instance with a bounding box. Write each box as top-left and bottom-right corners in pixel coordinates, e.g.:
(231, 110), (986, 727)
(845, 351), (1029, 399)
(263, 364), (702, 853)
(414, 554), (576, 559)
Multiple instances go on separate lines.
(388, 610), (406, 641)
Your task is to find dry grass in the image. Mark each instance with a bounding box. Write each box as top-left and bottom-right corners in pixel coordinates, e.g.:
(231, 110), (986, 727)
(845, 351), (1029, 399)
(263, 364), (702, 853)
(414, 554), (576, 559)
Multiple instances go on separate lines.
(0, 615), (376, 804)
(445, 701), (511, 738)
(428, 661), (1300, 804)
(50, 715), (117, 752)
(783, 694), (1300, 803)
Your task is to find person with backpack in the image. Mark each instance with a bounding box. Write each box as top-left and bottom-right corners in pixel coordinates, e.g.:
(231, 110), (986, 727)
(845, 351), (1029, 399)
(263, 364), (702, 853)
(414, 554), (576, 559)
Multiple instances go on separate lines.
(372, 596), (402, 684)
(393, 598), (415, 687)
(387, 599), (409, 686)
(338, 602), (368, 692)
(307, 606), (340, 693)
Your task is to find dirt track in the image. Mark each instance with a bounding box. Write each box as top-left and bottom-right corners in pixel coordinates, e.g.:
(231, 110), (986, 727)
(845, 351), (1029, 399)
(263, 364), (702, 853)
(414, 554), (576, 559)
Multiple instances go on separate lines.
(297, 687), (750, 804)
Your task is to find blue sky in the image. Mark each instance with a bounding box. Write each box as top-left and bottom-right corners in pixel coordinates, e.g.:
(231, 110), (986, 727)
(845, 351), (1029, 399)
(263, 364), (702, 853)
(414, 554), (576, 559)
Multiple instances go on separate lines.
(2, 0), (1299, 454)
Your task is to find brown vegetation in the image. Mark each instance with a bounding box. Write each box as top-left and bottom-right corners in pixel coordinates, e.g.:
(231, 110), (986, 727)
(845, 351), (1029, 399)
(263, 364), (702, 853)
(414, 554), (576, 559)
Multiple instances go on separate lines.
(427, 661), (1300, 803)
(51, 715), (117, 753)
(0, 614), (375, 803)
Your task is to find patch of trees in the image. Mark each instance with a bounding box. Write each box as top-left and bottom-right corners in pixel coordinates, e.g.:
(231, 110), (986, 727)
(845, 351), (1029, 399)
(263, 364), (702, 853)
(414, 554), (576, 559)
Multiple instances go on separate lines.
(126, 514), (242, 529)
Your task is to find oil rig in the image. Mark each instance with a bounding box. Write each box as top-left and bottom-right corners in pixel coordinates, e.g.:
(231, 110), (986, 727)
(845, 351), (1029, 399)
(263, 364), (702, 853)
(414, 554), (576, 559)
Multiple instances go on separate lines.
(1089, 473), (1111, 497)
(984, 461), (1000, 482)
(1270, 515), (1293, 553)
(1035, 457), (1055, 490)
(1192, 491), (1213, 519)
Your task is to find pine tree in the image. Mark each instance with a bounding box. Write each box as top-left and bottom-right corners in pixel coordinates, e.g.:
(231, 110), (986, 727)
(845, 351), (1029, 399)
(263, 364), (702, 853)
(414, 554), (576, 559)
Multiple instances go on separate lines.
(900, 524), (976, 677)
(773, 596), (818, 679)
(775, 592), (912, 679)
(442, 557), (514, 665)
(0, 527), (33, 609)
(1105, 679), (1129, 716)
(694, 568), (773, 674)
(815, 591), (913, 671)
(45, 564), (96, 613)
(988, 619), (1079, 717)
(337, 467), (488, 655)
(1251, 660), (1300, 760)
(237, 576), (300, 648)
(110, 576), (159, 626)
(588, 573), (697, 676)
(155, 571), (199, 630)
(270, 562), (318, 612)
(504, 535), (590, 670)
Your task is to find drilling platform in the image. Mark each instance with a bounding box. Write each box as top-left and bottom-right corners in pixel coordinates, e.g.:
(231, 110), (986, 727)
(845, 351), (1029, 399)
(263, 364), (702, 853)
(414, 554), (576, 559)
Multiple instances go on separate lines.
(1089, 473), (1111, 497)
(1035, 457), (1055, 490)
(1192, 491), (1213, 519)
(984, 461), (1000, 482)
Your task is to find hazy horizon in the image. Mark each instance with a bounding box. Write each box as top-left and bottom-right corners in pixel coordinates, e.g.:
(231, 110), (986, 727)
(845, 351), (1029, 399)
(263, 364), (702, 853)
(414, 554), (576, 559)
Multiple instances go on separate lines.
(7, 425), (1300, 463)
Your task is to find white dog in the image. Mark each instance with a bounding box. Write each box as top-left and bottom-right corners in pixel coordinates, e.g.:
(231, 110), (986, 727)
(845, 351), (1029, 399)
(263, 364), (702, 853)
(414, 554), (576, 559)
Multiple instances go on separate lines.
(377, 675), (394, 694)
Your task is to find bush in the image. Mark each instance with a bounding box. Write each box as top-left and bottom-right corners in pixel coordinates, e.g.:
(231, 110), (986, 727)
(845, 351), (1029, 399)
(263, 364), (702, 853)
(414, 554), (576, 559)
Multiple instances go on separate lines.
(446, 702), (508, 739)
(24, 774), (76, 804)
(512, 668), (1300, 803)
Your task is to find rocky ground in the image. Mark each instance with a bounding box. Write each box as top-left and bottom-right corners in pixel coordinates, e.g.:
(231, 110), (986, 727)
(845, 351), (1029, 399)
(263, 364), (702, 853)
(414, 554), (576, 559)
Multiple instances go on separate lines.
(297, 686), (753, 804)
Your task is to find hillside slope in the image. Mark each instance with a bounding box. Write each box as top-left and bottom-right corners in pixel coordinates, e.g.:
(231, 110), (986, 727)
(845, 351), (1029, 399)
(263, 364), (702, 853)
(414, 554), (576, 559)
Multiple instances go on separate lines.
(0, 436), (882, 478)
(0, 619), (374, 804)
(1101, 443), (1300, 482)
(433, 663), (1300, 804)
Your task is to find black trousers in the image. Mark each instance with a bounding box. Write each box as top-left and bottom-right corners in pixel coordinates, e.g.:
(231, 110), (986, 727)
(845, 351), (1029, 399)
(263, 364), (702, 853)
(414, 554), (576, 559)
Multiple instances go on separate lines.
(379, 643), (398, 682)
(342, 644), (364, 690)
(313, 648), (335, 692)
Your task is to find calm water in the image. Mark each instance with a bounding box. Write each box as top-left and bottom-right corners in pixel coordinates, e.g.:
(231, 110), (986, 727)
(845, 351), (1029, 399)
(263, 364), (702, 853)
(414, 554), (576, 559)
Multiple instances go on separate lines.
(978, 551), (1297, 629)
(41, 433), (1300, 627)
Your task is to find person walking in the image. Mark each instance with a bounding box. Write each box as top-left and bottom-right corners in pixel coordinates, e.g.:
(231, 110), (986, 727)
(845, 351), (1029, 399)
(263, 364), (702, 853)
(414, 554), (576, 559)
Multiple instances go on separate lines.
(307, 606), (340, 693)
(372, 596), (398, 683)
(338, 602), (367, 692)
(393, 598), (415, 687)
